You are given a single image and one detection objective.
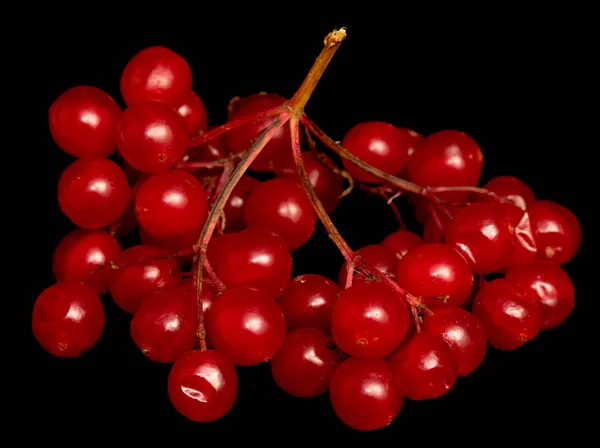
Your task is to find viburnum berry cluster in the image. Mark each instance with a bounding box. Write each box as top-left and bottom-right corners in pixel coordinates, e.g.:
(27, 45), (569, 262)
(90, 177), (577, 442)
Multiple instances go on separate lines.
(35, 29), (581, 430)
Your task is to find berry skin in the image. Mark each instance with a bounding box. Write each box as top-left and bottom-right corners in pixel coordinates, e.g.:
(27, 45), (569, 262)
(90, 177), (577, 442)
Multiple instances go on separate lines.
(472, 279), (541, 351)
(205, 286), (286, 366)
(381, 230), (424, 258)
(135, 169), (208, 239)
(32, 282), (105, 357)
(168, 349), (238, 422)
(421, 306), (487, 376)
(397, 128), (424, 173)
(483, 175), (536, 211)
(120, 46), (192, 107)
(116, 101), (190, 173)
(505, 260), (575, 329)
(108, 244), (180, 314)
(329, 357), (403, 431)
(395, 243), (474, 308)
(192, 130), (229, 162)
(52, 229), (122, 295)
(388, 332), (458, 400)
(177, 91), (208, 135)
(111, 178), (144, 237)
(139, 225), (200, 267)
(49, 86), (121, 158)
(277, 274), (340, 332)
(270, 328), (342, 398)
(498, 203), (537, 271)
(341, 121), (412, 184)
(58, 157), (130, 229)
(529, 200), (582, 265)
(222, 175), (260, 233)
(244, 178), (317, 251)
(331, 281), (410, 358)
(338, 244), (399, 286)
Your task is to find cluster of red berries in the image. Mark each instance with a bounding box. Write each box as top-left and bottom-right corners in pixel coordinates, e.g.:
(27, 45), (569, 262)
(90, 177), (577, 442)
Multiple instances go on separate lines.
(34, 36), (581, 431)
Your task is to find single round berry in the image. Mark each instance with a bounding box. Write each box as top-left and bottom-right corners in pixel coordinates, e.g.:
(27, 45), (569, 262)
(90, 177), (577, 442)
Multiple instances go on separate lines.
(329, 357), (403, 431)
(331, 281), (410, 358)
(421, 306), (487, 376)
(53, 229), (122, 295)
(388, 332), (458, 400)
(168, 349), (238, 422)
(270, 328), (342, 397)
(32, 282), (105, 357)
(395, 243), (474, 308)
(177, 90), (208, 135)
(483, 175), (536, 211)
(381, 230), (424, 258)
(58, 157), (130, 229)
(339, 244), (399, 286)
(116, 101), (190, 173)
(277, 274), (340, 332)
(223, 175), (260, 233)
(121, 46), (192, 107)
(498, 203), (537, 271)
(49, 86), (121, 158)
(139, 225), (199, 267)
(135, 169), (208, 239)
(341, 121), (412, 183)
(505, 260), (575, 329)
(205, 286), (286, 366)
(244, 177), (317, 251)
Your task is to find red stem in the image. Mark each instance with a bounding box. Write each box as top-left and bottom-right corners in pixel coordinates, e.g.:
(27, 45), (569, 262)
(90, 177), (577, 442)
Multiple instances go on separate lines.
(175, 160), (228, 170)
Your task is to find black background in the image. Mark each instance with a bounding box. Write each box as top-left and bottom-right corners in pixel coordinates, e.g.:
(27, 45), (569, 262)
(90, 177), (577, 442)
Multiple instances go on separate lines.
(19, 9), (593, 440)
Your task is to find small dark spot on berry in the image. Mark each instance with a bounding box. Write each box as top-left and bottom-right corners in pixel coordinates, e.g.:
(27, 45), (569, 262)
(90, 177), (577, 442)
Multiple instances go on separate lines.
(58, 343), (67, 351)
(158, 153), (167, 161)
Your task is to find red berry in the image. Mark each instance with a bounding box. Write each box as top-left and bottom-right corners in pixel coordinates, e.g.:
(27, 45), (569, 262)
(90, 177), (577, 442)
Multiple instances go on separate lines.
(58, 157), (130, 229)
(421, 306), (487, 376)
(277, 274), (340, 332)
(339, 244), (399, 286)
(388, 332), (458, 400)
(331, 281), (410, 358)
(270, 328), (342, 397)
(177, 91), (208, 135)
(529, 200), (582, 265)
(111, 179), (144, 237)
(120, 46), (192, 107)
(168, 349), (238, 422)
(329, 357), (403, 431)
(223, 175), (260, 233)
(53, 229), (122, 295)
(135, 169), (208, 239)
(445, 201), (514, 274)
(116, 101), (189, 173)
(397, 128), (424, 172)
(32, 282), (105, 357)
(186, 128), (229, 162)
(498, 203), (537, 271)
(49, 86), (121, 158)
(395, 243), (474, 308)
(139, 225), (199, 267)
(244, 178), (316, 251)
(381, 230), (424, 258)
(483, 175), (536, 211)
(505, 260), (575, 329)
(472, 279), (541, 351)
(205, 286), (286, 366)
(341, 121), (412, 184)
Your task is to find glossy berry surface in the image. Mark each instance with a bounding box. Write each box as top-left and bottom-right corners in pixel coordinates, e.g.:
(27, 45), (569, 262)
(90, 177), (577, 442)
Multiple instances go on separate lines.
(498, 203), (537, 272)
(339, 244), (399, 286)
(135, 169), (208, 239)
(191, 130), (229, 162)
(168, 349), (238, 422)
(270, 328), (342, 397)
(277, 274), (340, 332)
(121, 46), (192, 107)
(222, 175), (260, 233)
(331, 281), (410, 358)
(483, 175), (536, 211)
(49, 86), (121, 158)
(388, 332), (458, 400)
(205, 286), (286, 366)
(381, 230), (424, 258)
(116, 101), (189, 173)
(32, 282), (105, 357)
(139, 226), (199, 267)
(329, 357), (403, 431)
(177, 90), (208, 135)
(58, 157), (130, 229)
(52, 229), (122, 295)
(397, 128), (424, 171)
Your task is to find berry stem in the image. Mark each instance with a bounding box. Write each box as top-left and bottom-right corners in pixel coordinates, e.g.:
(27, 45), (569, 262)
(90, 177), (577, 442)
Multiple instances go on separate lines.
(382, 191), (406, 230)
(174, 160), (229, 170)
(210, 159), (235, 234)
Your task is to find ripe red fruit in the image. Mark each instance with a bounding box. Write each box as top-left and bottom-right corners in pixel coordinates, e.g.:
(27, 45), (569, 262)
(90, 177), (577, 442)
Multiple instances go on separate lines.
(53, 229), (122, 295)
(186, 128), (229, 162)
(498, 203), (537, 271)
(139, 226), (199, 267)
(177, 91), (208, 135)
(338, 244), (399, 286)
(32, 282), (105, 357)
(244, 177), (317, 251)
(120, 46), (192, 107)
(135, 169), (208, 239)
(223, 175), (260, 233)
(277, 274), (340, 332)
(331, 281), (410, 358)
(329, 357), (403, 431)
(472, 279), (541, 351)
(111, 179), (144, 237)
(49, 86), (121, 158)
(381, 230), (424, 258)
(116, 101), (189, 173)
(421, 306), (487, 376)
(395, 243), (474, 308)
(388, 332), (458, 400)
(205, 286), (286, 366)
(483, 175), (536, 211)
(167, 349), (238, 422)
(270, 328), (342, 397)
(397, 128), (424, 171)
(58, 157), (130, 229)
(341, 121), (412, 183)
(505, 260), (575, 329)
